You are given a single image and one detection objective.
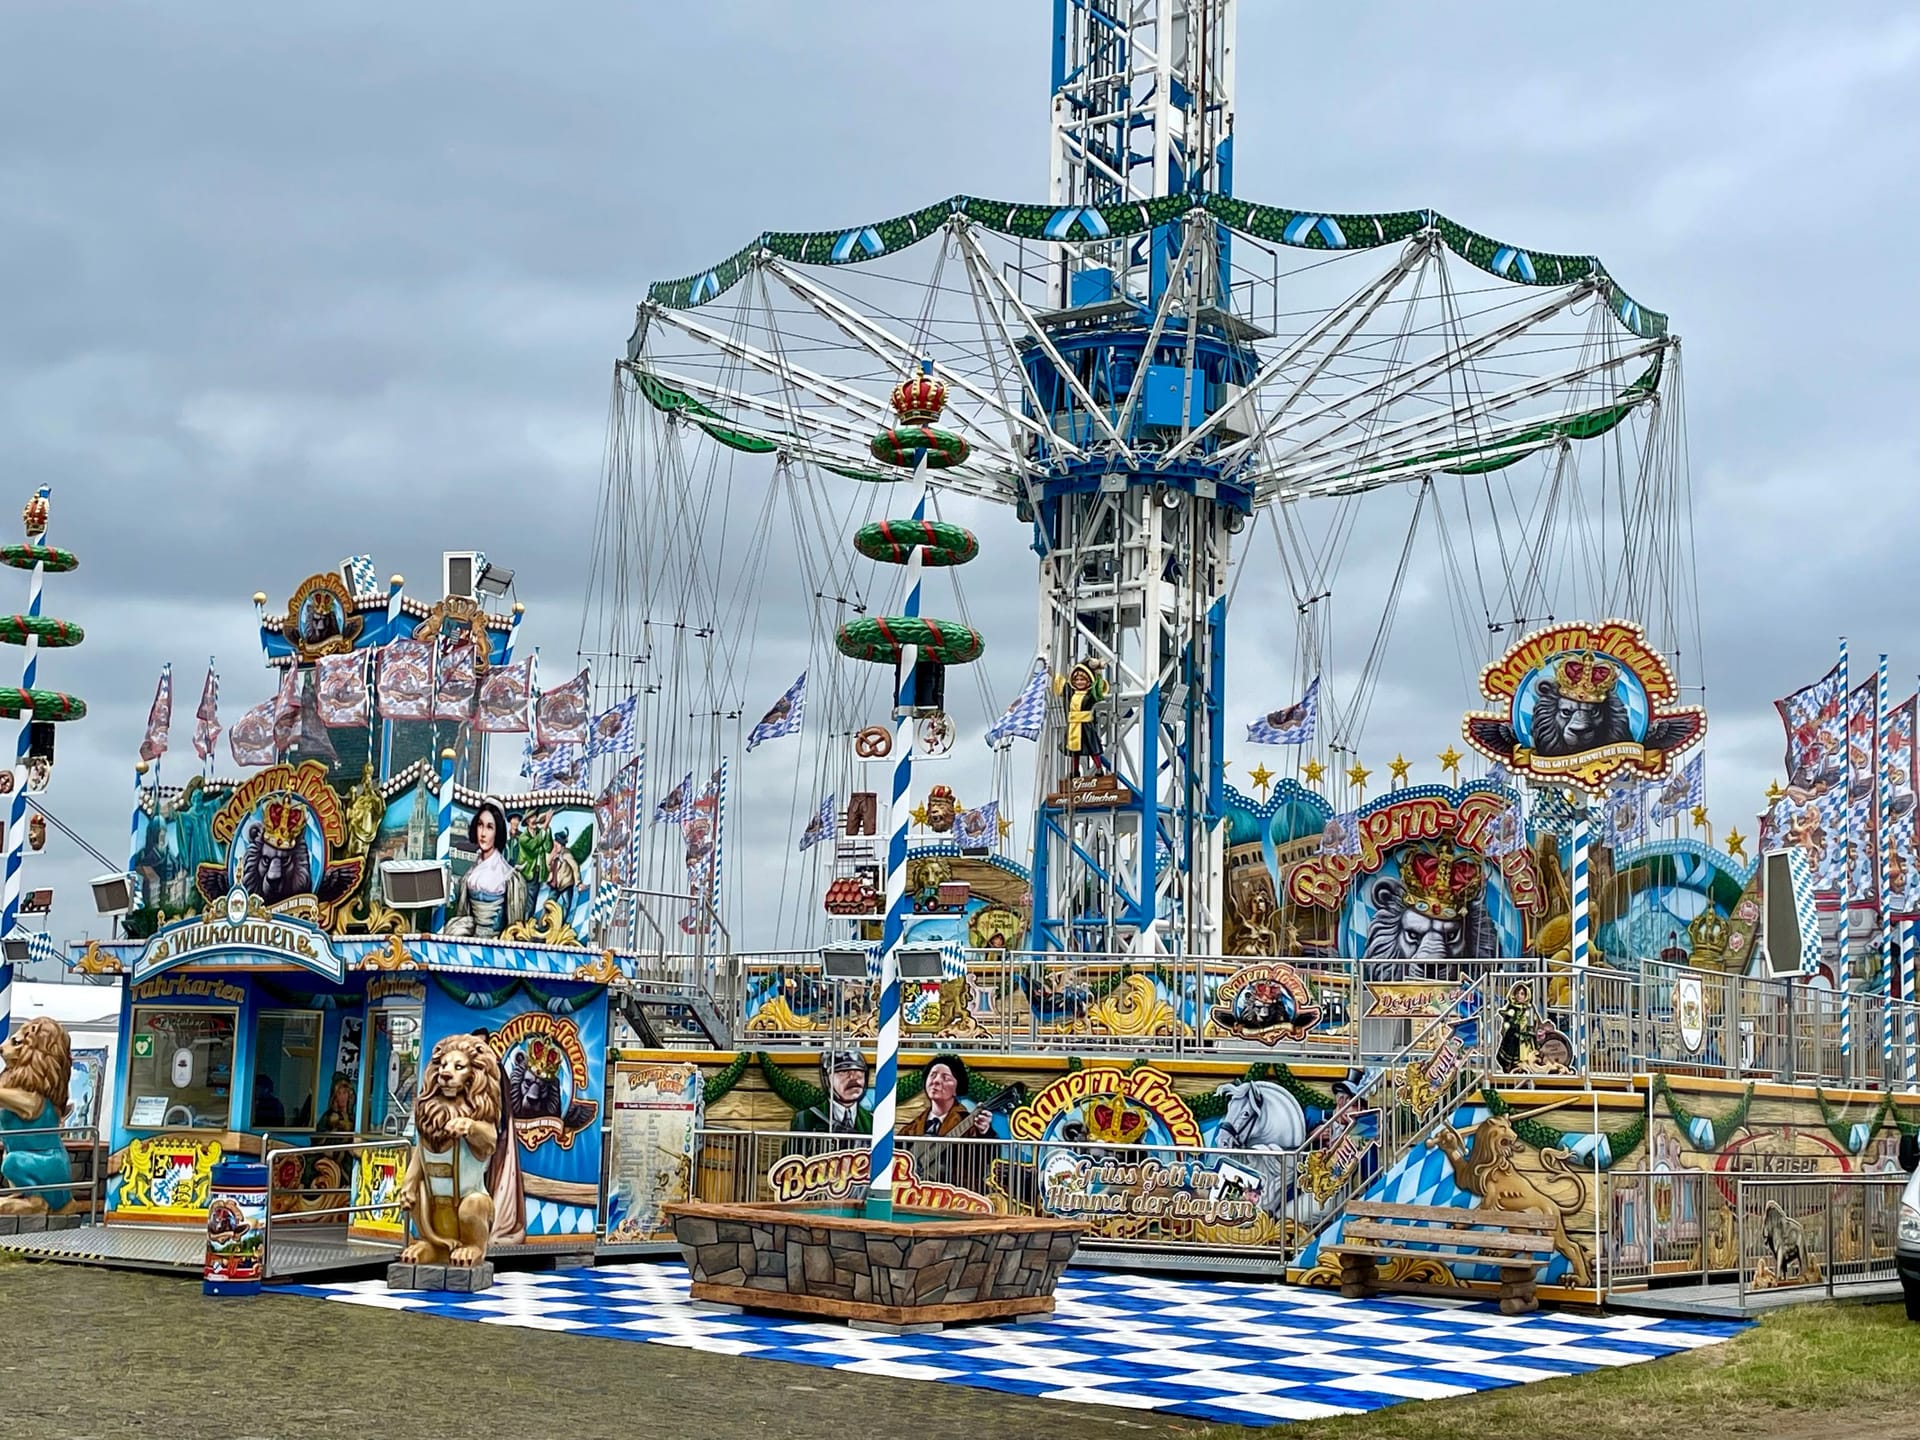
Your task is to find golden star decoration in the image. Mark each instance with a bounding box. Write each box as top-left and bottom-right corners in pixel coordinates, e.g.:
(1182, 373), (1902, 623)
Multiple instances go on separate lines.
(1389, 754), (1411, 784)
(1346, 761), (1371, 791)
(1690, 803), (1709, 829)
(1437, 745), (1463, 780)
(1765, 779), (1784, 804)
(909, 804), (929, 827)
(1303, 759), (1326, 785)
(997, 814), (1013, 838)
(1247, 762), (1275, 798)
(1724, 827), (1747, 860)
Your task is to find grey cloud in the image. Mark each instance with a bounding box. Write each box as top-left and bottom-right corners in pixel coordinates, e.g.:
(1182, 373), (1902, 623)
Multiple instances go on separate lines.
(7, 0), (1918, 958)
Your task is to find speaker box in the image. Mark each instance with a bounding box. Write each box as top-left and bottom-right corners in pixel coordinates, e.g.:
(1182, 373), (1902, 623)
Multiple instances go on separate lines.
(382, 861), (450, 909)
(1760, 850), (1804, 976)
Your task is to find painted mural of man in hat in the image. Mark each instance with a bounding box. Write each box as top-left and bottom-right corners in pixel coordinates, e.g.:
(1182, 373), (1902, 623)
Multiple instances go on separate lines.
(791, 1050), (873, 1135)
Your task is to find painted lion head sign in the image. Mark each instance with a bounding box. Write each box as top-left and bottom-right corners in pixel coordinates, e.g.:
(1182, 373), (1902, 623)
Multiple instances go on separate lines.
(1364, 840), (1492, 963)
(281, 572), (363, 661)
(1464, 618), (1705, 790)
(1285, 788), (1542, 965)
(193, 760), (364, 926)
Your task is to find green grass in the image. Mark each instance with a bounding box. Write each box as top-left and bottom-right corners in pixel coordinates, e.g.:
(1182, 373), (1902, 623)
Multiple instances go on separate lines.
(1223, 1302), (1920, 1440)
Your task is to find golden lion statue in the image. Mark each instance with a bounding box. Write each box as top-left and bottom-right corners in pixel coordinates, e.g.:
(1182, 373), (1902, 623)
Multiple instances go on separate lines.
(1435, 1113), (1593, 1287)
(400, 1033), (504, 1266)
(0, 1016), (76, 1215)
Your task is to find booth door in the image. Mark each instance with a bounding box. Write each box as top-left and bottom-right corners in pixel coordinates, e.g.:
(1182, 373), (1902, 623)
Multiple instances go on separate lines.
(360, 1009), (422, 1139)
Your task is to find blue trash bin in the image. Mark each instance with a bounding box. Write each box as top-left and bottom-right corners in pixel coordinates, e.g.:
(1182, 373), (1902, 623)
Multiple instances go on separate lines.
(203, 1160), (269, 1296)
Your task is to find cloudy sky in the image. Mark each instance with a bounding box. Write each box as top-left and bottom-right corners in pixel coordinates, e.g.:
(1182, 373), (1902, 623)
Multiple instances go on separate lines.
(4, 2), (1918, 964)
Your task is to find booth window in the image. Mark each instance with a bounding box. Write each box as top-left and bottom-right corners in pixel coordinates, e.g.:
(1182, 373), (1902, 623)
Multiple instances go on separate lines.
(251, 1011), (322, 1130)
(362, 1009), (422, 1137)
(124, 1007), (238, 1131)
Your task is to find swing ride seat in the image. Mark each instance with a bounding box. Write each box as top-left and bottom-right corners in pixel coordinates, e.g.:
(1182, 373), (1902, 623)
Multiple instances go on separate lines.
(1326, 1201), (1558, 1315)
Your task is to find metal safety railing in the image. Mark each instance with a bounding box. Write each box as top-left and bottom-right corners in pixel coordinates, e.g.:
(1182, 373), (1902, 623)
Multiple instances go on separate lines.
(0, 1123), (103, 1226)
(719, 946), (1920, 1090)
(260, 1138), (408, 1279)
(1602, 1169), (1911, 1300)
(1601, 1168), (1734, 1289)
(687, 1125), (1316, 1263)
(1734, 1174), (1908, 1304)
(733, 950), (1522, 1065)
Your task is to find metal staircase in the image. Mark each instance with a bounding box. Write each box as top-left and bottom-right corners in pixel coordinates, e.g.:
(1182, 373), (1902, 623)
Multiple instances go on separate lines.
(1289, 978), (1496, 1258)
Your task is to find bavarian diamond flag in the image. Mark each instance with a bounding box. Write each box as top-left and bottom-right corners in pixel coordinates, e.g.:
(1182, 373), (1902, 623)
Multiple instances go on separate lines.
(1247, 676), (1319, 745)
(746, 671), (806, 752)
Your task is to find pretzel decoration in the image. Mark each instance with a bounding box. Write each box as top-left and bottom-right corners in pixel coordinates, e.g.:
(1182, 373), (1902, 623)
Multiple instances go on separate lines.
(853, 725), (893, 759)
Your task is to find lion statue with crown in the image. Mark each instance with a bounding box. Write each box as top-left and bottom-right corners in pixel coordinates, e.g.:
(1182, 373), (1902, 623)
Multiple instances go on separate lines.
(1363, 839), (1498, 976)
(400, 1033), (505, 1266)
(0, 1016), (76, 1215)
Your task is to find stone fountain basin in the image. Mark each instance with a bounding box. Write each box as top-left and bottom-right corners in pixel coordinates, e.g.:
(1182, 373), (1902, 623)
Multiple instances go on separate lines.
(665, 1200), (1084, 1328)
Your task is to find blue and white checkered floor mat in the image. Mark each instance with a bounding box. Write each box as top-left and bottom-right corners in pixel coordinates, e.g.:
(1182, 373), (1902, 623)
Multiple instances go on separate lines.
(284, 1263), (1746, 1426)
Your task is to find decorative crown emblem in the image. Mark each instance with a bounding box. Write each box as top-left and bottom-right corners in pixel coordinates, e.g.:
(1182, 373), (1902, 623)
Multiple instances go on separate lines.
(1398, 840), (1485, 919)
(524, 1035), (564, 1080)
(927, 784), (954, 801)
(890, 372), (948, 425)
(22, 489), (48, 541)
(1550, 650), (1616, 703)
(260, 796), (308, 850)
(1086, 1099), (1149, 1146)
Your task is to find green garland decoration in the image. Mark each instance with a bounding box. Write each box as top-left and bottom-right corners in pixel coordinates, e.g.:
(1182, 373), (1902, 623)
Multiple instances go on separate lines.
(750, 1050), (1010, 1116)
(854, 518), (979, 567)
(1189, 1061), (1338, 1123)
(1813, 1086), (1897, 1153)
(1653, 1074), (1753, 1150)
(1482, 1087), (1647, 1167)
(755, 1051), (825, 1113)
(702, 1052), (749, 1105)
(0, 687), (85, 721)
(432, 973), (526, 1010)
(0, 542), (79, 574)
(520, 979), (606, 1016)
(834, 615), (985, 666)
(646, 191), (1668, 341)
(0, 614), (83, 647)
(1892, 1103), (1919, 1140)
(868, 426), (970, 470)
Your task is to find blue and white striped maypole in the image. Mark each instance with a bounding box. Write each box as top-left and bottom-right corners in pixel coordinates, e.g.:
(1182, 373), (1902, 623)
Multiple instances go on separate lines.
(624, 746), (645, 949)
(836, 366), (979, 1216)
(867, 482), (928, 1220)
(130, 760), (149, 908)
(0, 519), (49, 950)
(432, 746), (456, 932)
(0, 487), (78, 1042)
(1569, 789), (1591, 1061)
(1905, 913), (1919, 1089)
(1879, 653), (1895, 1066)
(1838, 637), (1853, 1062)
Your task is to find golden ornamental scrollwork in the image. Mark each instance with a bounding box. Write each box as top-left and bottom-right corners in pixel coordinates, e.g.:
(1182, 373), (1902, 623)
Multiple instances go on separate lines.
(357, 934), (418, 971)
(500, 900), (579, 948)
(572, 950), (625, 985)
(75, 940), (122, 975)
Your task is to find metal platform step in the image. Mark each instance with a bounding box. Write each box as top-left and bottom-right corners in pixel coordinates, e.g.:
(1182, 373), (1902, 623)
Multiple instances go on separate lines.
(0, 1223), (397, 1278)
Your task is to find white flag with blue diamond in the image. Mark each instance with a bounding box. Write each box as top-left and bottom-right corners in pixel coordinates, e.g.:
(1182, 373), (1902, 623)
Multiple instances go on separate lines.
(746, 671), (806, 752)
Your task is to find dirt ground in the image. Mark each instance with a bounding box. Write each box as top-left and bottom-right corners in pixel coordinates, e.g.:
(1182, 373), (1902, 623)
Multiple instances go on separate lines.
(1, 1259), (1913, 1440)
(0, 1261), (1202, 1440)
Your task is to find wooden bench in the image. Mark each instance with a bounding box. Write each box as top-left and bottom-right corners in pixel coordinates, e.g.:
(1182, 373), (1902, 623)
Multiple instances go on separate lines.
(1326, 1201), (1558, 1315)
